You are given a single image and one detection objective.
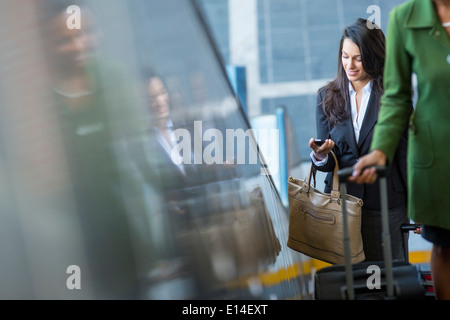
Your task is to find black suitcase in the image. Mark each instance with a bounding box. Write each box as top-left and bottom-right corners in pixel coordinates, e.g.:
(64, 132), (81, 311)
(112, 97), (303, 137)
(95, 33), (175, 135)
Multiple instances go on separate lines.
(401, 223), (436, 299)
(314, 166), (425, 300)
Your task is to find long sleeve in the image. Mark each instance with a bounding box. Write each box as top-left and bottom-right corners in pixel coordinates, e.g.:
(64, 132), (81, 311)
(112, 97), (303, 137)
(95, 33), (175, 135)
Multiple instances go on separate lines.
(370, 7), (412, 163)
(313, 90), (336, 172)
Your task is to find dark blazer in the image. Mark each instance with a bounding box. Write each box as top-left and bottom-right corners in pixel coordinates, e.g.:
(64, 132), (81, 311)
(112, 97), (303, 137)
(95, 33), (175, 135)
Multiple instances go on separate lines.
(131, 123), (198, 194)
(313, 87), (409, 210)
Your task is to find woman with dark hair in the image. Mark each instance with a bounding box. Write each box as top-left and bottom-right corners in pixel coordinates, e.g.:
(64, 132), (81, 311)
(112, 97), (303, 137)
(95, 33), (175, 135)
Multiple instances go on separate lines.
(309, 18), (410, 261)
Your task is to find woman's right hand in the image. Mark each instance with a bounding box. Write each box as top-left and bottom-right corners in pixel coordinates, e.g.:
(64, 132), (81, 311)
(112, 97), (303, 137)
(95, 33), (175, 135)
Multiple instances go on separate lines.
(309, 138), (335, 161)
(348, 149), (387, 184)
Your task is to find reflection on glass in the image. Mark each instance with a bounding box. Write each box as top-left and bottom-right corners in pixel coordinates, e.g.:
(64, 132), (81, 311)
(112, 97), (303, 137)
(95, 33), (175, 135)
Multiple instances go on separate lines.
(0, 0), (310, 299)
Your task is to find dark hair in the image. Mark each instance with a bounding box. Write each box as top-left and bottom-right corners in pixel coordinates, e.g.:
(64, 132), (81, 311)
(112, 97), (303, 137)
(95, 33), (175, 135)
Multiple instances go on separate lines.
(140, 66), (161, 83)
(319, 18), (385, 127)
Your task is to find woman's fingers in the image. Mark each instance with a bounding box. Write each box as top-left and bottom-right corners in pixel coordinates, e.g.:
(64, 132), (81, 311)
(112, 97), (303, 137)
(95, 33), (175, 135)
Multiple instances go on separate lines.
(309, 138), (335, 161)
(324, 139), (335, 151)
(348, 150), (387, 184)
(309, 138), (316, 150)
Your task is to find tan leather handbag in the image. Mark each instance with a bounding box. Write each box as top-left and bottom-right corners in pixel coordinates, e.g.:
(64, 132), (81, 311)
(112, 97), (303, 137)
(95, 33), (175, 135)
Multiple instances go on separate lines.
(180, 185), (281, 287)
(287, 152), (365, 264)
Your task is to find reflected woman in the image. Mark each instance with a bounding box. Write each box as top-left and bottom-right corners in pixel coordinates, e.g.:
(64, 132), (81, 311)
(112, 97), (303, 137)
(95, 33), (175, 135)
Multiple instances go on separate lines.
(140, 71), (193, 187)
(308, 19), (410, 261)
(41, 0), (140, 298)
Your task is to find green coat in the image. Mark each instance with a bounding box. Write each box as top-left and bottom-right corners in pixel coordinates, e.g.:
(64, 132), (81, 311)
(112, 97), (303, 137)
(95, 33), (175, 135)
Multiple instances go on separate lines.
(371, 0), (450, 230)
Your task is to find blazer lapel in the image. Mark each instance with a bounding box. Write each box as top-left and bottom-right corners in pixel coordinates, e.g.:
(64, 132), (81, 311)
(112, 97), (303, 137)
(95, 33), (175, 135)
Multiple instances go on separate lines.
(357, 91), (379, 149)
(342, 113), (360, 159)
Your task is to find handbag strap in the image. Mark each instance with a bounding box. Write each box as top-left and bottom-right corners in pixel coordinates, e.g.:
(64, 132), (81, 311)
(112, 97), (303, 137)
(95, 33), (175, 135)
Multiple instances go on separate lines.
(306, 151), (340, 198)
(305, 163), (317, 188)
(329, 151), (340, 193)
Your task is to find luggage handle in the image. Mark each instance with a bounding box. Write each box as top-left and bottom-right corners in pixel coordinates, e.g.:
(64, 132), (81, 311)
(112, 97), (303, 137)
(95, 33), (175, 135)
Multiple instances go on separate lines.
(338, 165), (394, 300)
(338, 166), (387, 182)
(401, 223), (422, 232)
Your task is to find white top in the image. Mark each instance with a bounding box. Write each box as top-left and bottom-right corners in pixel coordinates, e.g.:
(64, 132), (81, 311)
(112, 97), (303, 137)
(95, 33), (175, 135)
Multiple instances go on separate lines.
(155, 119), (186, 175)
(349, 80), (372, 144)
(310, 80), (373, 165)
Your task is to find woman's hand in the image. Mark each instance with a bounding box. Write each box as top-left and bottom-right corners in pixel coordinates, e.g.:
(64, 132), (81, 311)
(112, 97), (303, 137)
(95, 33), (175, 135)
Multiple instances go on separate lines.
(348, 149), (387, 184)
(309, 138), (335, 161)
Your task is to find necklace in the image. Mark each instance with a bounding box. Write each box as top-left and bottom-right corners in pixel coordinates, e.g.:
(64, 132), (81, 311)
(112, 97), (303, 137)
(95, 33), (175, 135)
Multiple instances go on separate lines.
(443, 22), (450, 27)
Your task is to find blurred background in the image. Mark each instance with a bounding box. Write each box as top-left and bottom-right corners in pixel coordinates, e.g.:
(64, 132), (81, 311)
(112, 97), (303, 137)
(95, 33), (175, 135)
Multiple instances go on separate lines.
(0, 0), (427, 300)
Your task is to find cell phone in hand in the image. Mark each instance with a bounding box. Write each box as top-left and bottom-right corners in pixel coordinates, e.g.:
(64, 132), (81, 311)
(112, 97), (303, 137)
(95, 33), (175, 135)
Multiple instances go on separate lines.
(314, 139), (325, 146)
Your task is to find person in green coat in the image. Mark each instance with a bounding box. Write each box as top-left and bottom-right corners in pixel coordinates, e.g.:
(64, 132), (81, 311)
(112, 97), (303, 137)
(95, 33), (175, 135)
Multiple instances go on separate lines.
(349, 0), (450, 300)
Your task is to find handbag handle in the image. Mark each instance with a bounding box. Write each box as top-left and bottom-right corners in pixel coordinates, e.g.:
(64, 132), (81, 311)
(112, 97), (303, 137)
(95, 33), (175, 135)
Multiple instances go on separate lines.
(305, 151), (340, 196)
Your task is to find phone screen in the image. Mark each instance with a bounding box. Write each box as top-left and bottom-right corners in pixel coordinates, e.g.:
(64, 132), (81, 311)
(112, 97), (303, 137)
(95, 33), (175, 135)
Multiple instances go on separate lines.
(314, 139), (324, 146)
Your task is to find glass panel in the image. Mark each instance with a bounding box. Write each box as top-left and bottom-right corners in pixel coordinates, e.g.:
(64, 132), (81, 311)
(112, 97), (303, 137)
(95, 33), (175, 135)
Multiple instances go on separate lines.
(0, 0), (310, 299)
